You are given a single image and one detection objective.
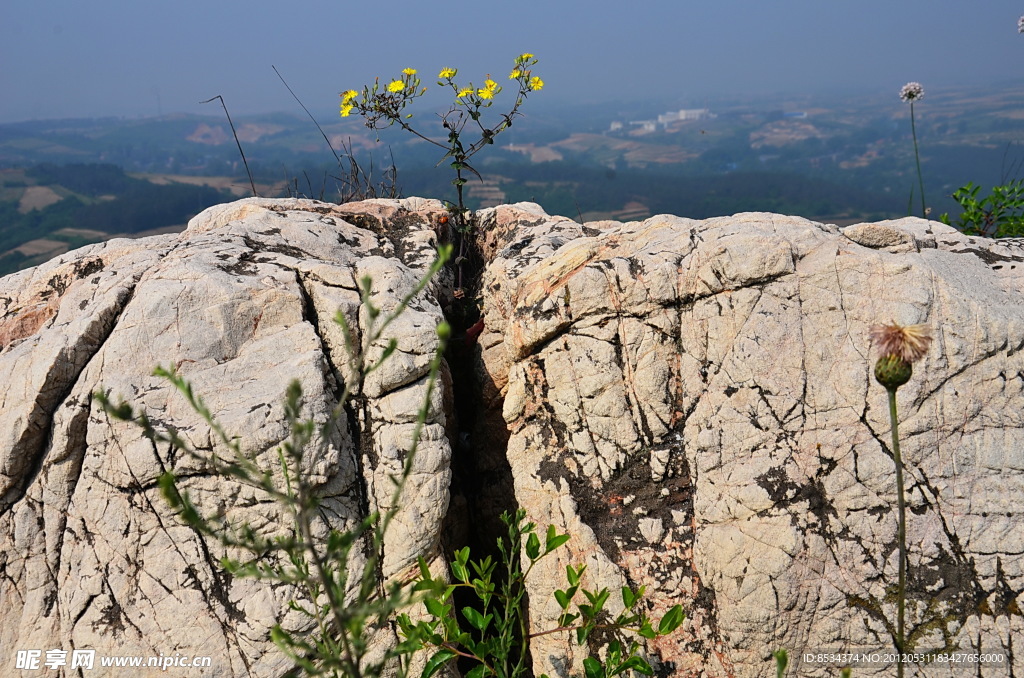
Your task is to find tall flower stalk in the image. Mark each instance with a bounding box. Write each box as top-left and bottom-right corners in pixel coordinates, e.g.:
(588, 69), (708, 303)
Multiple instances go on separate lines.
(900, 82), (927, 218)
(869, 321), (933, 678)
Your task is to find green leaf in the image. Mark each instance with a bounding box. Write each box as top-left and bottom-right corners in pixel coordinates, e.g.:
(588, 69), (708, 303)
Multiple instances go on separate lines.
(424, 598), (448, 619)
(658, 605), (685, 635)
(576, 626), (591, 644)
(418, 556), (432, 581)
(452, 560), (469, 583)
(465, 665), (487, 678)
(554, 589), (571, 609)
(616, 656), (654, 676)
(526, 532), (541, 560)
(462, 606), (492, 632)
(567, 564), (584, 586)
(269, 625), (291, 647)
(422, 649), (458, 678)
(638, 622), (656, 639)
(583, 657), (604, 678)
(558, 612), (579, 627)
(158, 472), (182, 509)
(545, 524), (570, 553)
(773, 649), (788, 678)
(583, 587), (609, 612)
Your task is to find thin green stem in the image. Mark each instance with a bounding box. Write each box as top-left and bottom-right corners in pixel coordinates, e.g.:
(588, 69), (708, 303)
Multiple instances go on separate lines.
(910, 102), (927, 219)
(887, 387), (906, 678)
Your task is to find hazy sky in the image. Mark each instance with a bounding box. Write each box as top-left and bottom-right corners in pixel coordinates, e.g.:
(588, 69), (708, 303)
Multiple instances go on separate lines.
(2, 0), (1022, 123)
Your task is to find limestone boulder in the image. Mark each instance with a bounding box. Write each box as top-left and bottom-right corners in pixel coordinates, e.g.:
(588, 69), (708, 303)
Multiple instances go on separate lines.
(479, 207), (1024, 678)
(0, 197), (454, 677)
(4, 195), (1024, 678)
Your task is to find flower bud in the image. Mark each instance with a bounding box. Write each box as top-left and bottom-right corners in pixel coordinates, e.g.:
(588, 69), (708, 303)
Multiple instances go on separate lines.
(874, 354), (913, 390)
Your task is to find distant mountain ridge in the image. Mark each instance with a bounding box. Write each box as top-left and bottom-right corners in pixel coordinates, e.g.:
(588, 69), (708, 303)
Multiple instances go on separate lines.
(2, 84), (1023, 274)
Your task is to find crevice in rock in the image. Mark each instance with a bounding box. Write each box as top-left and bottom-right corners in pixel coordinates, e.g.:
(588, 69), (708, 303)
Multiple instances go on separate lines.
(293, 268), (378, 600)
(0, 275), (141, 519)
(294, 271), (347, 404)
(439, 211), (516, 564)
(43, 389), (94, 603)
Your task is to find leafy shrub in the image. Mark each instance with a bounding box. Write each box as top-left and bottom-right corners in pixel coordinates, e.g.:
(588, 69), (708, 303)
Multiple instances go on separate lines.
(939, 179), (1024, 237)
(400, 509), (682, 678)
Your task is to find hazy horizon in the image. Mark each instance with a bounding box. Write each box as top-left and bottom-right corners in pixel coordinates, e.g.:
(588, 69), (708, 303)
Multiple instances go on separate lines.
(2, 1), (1023, 125)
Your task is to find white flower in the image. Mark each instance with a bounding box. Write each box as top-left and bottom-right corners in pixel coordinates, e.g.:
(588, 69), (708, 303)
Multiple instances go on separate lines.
(899, 82), (924, 103)
(1018, 15), (1024, 33)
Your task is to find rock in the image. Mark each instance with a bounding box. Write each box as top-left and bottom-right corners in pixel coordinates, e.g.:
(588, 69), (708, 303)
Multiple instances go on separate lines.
(4, 198), (1024, 678)
(480, 208), (1024, 677)
(0, 197), (454, 677)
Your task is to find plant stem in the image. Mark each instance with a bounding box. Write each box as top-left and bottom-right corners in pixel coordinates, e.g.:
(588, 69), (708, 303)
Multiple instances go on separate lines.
(887, 387), (906, 678)
(910, 102), (927, 219)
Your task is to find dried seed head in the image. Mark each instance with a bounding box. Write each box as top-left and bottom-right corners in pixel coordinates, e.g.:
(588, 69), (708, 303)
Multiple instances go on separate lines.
(869, 323), (932, 363)
(869, 322), (932, 390)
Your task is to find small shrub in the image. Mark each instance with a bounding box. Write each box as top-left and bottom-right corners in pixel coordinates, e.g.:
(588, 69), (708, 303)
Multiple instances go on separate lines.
(939, 179), (1024, 237)
(399, 509), (683, 678)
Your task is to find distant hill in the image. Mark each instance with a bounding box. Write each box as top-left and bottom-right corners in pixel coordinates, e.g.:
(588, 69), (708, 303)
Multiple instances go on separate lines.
(2, 84), (1023, 275)
(0, 164), (237, 275)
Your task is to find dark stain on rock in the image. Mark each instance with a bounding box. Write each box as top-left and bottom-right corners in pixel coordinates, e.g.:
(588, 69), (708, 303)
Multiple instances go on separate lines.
(74, 257), (105, 279)
(241, 234), (309, 261)
(500, 235), (534, 258)
(757, 463), (841, 543)
(96, 598), (127, 634)
(342, 212), (382, 235)
(951, 246), (1024, 266)
(991, 558), (1023, 617)
(218, 251), (259, 276)
(338, 232), (363, 248)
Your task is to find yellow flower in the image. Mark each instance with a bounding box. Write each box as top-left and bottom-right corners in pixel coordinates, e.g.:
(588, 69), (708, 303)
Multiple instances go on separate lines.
(387, 79), (405, 93)
(478, 78), (499, 100)
(517, 53), (534, 63)
(529, 76), (544, 91)
(341, 89), (358, 102)
(510, 69), (522, 79)
(402, 68), (417, 76)
(438, 67), (457, 79)
(457, 87), (474, 98)
(340, 103), (354, 117)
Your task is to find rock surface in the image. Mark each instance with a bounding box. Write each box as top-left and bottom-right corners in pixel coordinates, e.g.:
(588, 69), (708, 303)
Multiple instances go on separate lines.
(0, 197), (454, 677)
(2, 198), (1023, 678)
(478, 207), (1024, 677)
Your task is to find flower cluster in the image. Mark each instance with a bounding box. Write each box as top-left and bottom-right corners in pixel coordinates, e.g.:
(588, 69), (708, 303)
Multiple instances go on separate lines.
(509, 53), (544, 91)
(899, 82), (924, 103)
(339, 68), (426, 126)
(339, 90), (358, 117)
(433, 53), (541, 109)
(342, 54), (542, 127)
